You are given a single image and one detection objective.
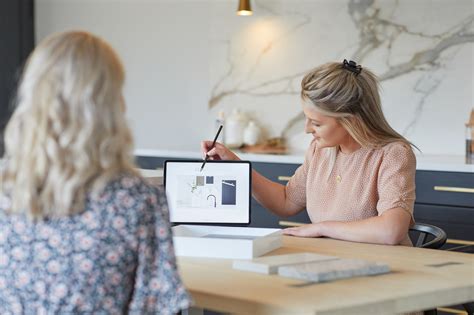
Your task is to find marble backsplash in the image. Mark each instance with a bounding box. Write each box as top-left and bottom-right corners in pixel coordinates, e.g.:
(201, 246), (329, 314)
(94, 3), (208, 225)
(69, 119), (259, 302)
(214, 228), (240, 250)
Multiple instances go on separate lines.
(208, 0), (474, 153)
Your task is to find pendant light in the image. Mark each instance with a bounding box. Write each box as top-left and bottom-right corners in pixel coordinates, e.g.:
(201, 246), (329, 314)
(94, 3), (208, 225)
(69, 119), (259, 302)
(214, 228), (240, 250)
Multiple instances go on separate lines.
(237, 0), (252, 16)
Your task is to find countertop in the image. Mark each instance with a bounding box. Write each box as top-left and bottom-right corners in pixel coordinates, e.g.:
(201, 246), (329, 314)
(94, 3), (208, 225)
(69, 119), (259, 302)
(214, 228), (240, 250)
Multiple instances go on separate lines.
(135, 148), (474, 173)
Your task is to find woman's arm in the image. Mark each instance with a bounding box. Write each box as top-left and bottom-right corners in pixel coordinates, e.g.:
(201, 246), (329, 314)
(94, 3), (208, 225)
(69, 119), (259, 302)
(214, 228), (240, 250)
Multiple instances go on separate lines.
(283, 207), (412, 245)
(202, 141), (303, 217)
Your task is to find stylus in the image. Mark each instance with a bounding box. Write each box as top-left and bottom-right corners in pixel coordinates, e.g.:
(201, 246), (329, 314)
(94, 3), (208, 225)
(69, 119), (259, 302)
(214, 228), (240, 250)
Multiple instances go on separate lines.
(200, 124), (223, 172)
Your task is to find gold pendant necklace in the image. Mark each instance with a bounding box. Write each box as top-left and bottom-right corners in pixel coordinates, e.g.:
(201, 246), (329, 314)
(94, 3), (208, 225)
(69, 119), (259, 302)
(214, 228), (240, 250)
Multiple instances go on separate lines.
(336, 175), (342, 183)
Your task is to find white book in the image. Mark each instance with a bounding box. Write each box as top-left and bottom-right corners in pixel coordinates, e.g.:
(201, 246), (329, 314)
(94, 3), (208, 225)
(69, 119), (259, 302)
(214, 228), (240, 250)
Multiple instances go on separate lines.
(232, 252), (338, 274)
(278, 259), (390, 283)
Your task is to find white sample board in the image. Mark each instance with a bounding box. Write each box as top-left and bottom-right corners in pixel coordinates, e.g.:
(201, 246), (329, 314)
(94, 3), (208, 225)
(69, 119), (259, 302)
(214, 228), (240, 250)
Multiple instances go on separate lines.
(172, 225), (282, 259)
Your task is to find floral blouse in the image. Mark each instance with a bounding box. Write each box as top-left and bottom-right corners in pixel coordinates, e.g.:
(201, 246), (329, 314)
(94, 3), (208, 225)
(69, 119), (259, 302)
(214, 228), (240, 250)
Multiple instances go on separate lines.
(0, 174), (191, 314)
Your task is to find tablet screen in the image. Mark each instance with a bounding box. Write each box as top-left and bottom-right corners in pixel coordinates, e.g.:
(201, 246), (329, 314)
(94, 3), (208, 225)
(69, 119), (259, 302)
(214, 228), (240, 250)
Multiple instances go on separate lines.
(164, 160), (251, 224)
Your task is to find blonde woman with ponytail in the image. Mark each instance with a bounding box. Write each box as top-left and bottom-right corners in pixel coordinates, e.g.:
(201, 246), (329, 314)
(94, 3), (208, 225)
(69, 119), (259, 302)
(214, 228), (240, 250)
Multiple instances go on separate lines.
(202, 60), (417, 246)
(0, 31), (190, 314)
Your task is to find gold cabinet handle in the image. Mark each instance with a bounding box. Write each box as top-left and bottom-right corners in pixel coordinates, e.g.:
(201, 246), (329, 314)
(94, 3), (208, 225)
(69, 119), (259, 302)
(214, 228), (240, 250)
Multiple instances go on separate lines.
(446, 239), (474, 246)
(279, 220), (305, 227)
(278, 176), (292, 182)
(436, 307), (468, 314)
(433, 186), (474, 193)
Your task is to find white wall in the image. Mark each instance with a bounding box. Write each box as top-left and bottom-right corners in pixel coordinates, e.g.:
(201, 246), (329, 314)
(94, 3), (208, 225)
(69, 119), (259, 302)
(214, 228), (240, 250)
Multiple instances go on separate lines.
(35, 0), (474, 155)
(36, 0), (215, 152)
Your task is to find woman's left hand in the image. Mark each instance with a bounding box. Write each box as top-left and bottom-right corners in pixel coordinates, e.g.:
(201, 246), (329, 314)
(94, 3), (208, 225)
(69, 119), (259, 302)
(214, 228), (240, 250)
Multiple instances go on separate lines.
(282, 223), (325, 238)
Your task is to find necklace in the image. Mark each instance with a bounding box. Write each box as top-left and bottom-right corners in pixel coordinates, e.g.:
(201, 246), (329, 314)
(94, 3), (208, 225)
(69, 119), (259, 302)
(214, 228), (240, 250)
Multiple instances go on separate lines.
(336, 175), (342, 183)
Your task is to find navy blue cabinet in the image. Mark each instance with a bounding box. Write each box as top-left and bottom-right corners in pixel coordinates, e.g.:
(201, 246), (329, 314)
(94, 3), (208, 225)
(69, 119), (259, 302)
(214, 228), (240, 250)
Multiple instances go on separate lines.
(248, 162), (310, 228)
(414, 171), (474, 243)
(415, 171), (474, 208)
(413, 172), (473, 315)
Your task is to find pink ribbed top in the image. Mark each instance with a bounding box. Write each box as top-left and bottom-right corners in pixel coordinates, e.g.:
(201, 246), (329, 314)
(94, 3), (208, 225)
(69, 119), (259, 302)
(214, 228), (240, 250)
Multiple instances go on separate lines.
(286, 140), (416, 246)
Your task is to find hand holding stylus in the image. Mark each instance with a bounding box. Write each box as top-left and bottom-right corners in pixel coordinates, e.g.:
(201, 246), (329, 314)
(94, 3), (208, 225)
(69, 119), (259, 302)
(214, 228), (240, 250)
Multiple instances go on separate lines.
(200, 134), (241, 168)
(200, 125), (223, 172)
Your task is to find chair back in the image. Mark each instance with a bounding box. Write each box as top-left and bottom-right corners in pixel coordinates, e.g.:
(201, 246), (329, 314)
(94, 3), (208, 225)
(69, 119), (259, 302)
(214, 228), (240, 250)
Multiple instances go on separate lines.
(409, 223), (447, 249)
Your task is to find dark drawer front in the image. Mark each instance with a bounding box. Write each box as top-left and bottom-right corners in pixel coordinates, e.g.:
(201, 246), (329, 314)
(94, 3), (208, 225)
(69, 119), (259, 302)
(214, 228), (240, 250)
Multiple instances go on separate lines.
(252, 162), (301, 183)
(415, 171), (474, 208)
(250, 162), (308, 228)
(136, 156), (169, 169)
(249, 200), (311, 229)
(414, 204), (474, 241)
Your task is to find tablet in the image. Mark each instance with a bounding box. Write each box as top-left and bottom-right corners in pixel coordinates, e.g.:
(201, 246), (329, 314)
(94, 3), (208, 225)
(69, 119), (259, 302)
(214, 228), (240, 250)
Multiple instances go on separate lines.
(164, 160), (251, 225)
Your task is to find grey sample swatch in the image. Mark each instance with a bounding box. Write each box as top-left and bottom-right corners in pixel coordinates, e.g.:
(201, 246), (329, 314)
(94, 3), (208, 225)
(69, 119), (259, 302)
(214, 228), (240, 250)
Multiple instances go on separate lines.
(278, 259), (390, 283)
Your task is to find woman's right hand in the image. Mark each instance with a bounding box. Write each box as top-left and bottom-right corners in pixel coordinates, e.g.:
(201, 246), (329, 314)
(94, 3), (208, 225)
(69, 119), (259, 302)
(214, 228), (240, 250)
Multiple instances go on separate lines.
(200, 141), (240, 161)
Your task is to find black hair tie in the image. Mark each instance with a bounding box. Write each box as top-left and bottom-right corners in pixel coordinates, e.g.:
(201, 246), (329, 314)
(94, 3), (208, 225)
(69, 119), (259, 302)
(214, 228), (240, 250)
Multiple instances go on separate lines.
(342, 59), (362, 75)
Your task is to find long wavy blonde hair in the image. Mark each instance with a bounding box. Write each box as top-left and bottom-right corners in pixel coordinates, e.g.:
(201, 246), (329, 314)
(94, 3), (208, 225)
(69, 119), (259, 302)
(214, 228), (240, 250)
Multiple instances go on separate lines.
(301, 61), (415, 148)
(1, 31), (137, 219)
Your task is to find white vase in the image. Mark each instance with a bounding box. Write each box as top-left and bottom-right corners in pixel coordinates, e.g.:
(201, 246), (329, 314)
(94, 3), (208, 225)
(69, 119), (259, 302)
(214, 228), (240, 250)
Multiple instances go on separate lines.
(243, 121), (260, 146)
(225, 109), (246, 148)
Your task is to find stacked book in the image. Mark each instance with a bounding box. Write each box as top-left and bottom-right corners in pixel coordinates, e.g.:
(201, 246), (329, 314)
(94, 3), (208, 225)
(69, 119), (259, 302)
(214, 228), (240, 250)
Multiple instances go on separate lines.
(232, 252), (390, 283)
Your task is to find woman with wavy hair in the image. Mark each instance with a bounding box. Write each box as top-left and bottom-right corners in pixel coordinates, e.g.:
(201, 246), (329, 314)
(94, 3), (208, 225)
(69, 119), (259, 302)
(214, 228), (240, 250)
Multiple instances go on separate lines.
(202, 60), (417, 246)
(0, 31), (191, 314)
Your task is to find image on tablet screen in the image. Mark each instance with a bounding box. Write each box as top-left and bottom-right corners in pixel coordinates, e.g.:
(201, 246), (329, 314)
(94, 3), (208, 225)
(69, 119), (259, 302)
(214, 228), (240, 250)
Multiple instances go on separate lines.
(177, 175), (238, 208)
(164, 161), (251, 224)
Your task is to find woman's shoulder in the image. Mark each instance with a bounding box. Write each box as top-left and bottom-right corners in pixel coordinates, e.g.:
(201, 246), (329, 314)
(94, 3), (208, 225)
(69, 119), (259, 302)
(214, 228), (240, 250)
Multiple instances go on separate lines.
(380, 141), (415, 156)
(92, 172), (165, 209)
(379, 141), (416, 165)
(110, 172), (162, 192)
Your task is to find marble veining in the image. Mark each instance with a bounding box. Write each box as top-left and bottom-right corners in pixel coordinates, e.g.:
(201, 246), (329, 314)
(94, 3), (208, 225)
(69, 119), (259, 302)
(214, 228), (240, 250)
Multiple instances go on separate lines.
(208, 0), (474, 155)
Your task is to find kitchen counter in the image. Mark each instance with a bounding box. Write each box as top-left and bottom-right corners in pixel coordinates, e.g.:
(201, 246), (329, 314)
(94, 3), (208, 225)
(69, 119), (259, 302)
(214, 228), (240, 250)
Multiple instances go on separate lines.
(135, 149), (474, 173)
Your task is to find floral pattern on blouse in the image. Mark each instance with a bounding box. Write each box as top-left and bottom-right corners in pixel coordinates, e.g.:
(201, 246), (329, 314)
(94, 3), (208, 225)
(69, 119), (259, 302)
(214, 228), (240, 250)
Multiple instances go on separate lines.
(0, 174), (191, 314)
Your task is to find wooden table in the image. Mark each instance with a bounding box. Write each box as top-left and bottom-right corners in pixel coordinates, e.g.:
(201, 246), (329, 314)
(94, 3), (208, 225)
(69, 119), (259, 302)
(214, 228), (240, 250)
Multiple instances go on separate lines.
(177, 236), (474, 315)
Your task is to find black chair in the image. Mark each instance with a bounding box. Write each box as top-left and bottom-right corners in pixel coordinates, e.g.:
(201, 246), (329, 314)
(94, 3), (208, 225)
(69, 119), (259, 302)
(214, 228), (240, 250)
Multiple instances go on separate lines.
(463, 303), (474, 315)
(409, 223), (447, 249)
(409, 223), (447, 315)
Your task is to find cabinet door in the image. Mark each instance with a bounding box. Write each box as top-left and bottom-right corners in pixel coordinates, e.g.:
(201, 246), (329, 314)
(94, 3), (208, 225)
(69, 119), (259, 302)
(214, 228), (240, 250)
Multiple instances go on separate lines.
(249, 201), (279, 228)
(414, 203), (474, 241)
(249, 161), (311, 228)
(252, 162), (301, 183)
(136, 156), (190, 169)
(415, 171), (474, 208)
(249, 200), (311, 228)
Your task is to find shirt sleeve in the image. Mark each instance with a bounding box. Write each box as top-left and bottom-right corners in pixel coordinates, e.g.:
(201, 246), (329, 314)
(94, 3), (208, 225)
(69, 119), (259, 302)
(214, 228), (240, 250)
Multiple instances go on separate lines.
(376, 142), (416, 223)
(285, 139), (317, 208)
(128, 186), (192, 314)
